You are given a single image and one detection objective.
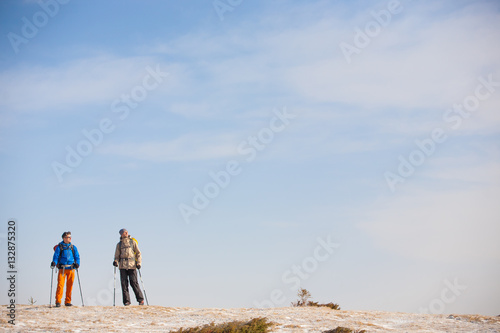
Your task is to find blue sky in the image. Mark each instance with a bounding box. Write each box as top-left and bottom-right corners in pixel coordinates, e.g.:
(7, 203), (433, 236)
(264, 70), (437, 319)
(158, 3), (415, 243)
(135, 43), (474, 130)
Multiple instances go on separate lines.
(0, 0), (499, 316)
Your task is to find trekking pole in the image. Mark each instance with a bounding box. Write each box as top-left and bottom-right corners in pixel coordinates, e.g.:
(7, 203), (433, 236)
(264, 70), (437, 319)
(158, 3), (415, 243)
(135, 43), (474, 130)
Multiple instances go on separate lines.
(49, 267), (54, 308)
(113, 266), (116, 307)
(137, 268), (149, 306)
(76, 268), (84, 306)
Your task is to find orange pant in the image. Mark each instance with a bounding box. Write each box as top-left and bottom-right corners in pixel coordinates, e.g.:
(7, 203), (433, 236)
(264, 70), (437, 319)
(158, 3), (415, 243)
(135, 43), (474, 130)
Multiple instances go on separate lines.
(55, 268), (75, 304)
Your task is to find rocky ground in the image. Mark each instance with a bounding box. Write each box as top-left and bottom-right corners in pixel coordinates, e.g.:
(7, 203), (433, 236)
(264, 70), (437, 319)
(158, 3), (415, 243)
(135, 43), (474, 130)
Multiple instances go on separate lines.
(1, 305), (499, 332)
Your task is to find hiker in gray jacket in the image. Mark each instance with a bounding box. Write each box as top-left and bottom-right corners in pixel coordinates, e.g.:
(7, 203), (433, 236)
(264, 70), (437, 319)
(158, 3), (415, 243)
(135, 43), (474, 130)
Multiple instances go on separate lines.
(113, 229), (144, 306)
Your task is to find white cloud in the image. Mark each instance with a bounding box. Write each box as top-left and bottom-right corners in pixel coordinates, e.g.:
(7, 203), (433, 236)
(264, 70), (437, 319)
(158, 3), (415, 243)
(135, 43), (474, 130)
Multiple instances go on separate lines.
(424, 156), (500, 184)
(169, 102), (215, 118)
(150, 1), (500, 137)
(286, 10), (500, 110)
(0, 55), (164, 113)
(359, 186), (500, 262)
(3, 1), (499, 164)
(97, 132), (241, 162)
(53, 176), (116, 189)
(359, 153), (500, 262)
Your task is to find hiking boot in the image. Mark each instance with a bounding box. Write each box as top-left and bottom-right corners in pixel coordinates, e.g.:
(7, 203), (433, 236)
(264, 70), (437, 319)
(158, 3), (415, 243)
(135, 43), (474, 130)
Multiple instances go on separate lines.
(65, 303), (73, 306)
(124, 302), (131, 306)
(139, 300), (144, 305)
(55, 303), (61, 307)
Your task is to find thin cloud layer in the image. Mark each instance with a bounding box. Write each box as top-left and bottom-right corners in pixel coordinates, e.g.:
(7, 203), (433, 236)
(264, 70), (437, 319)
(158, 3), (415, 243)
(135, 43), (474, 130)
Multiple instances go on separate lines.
(1, 0), (499, 315)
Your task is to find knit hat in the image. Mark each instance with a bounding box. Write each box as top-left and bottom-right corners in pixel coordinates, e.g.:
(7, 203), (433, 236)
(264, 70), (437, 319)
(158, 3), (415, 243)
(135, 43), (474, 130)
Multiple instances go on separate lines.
(119, 228), (127, 235)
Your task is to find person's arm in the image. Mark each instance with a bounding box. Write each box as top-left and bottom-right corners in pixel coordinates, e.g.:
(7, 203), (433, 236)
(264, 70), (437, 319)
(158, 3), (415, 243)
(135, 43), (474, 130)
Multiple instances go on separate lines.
(73, 245), (81, 266)
(52, 245), (60, 264)
(51, 245), (60, 267)
(114, 243), (120, 266)
(134, 241), (142, 267)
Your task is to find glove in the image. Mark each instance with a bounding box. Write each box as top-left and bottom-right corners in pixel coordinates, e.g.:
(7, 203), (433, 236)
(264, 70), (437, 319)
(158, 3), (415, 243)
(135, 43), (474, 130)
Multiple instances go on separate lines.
(73, 263), (79, 269)
(57, 263), (62, 269)
(113, 261), (118, 267)
(136, 264), (141, 269)
(50, 261), (55, 268)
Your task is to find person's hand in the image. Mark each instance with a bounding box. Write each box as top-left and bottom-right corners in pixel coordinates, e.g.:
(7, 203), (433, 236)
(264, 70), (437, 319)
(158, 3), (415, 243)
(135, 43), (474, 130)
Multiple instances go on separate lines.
(50, 261), (55, 268)
(57, 263), (62, 269)
(73, 263), (79, 269)
(136, 264), (141, 269)
(113, 261), (118, 267)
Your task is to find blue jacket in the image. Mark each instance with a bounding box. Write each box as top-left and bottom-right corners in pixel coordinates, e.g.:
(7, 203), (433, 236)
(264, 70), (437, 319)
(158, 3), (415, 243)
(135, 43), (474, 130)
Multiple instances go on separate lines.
(52, 242), (80, 268)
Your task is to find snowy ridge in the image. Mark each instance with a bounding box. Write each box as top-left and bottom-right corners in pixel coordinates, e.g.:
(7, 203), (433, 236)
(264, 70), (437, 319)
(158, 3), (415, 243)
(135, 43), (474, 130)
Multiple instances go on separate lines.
(1, 305), (499, 332)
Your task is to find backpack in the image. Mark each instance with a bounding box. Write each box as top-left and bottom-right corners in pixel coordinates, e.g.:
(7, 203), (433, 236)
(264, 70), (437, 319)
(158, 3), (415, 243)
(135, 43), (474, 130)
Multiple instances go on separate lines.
(53, 243), (75, 261)
(119, 237), (138, 255)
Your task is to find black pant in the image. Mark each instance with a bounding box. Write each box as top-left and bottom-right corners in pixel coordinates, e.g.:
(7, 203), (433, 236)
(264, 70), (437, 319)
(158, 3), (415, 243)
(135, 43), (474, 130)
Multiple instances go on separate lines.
(120, 269), (144, 305)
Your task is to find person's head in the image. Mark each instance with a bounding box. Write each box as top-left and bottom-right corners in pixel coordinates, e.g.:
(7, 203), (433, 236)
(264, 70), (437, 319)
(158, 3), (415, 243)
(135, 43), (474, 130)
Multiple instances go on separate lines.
(119, 228), (128, 238)
(62, 231), (72, 244)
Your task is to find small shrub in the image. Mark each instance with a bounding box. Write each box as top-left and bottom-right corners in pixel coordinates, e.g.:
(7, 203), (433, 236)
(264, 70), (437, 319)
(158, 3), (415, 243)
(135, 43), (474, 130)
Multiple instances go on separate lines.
(170, 317), (274, 333)
(291, 287), (311, 307)
(307, 301), (341, 310)
(291, 288), (341, 310)
(323, 327), (366, 333)
(28, 297), (37, 305)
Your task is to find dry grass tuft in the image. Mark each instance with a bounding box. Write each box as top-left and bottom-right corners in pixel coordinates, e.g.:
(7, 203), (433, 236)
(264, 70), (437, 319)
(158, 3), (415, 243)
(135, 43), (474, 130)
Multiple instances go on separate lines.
(170, 317), (274, 333)
(322, 327), (367, 333)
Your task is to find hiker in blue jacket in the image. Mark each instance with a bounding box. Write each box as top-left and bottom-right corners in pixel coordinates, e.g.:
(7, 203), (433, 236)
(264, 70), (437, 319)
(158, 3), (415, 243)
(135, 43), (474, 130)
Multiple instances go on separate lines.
(51, 231), (80, 307)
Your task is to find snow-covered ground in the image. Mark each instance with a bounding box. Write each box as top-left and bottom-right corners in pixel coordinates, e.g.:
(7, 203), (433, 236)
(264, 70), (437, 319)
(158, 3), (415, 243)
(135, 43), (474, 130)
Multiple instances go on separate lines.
(1, 305), (499, 332)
